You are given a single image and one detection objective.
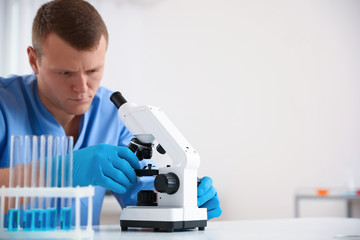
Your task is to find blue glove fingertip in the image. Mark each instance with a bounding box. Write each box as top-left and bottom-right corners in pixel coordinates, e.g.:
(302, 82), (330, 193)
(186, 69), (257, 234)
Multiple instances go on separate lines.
(207, 207), (222, 220)
(198, 188), (204, 196)
(197, 176), (213, 197)
(198, 186), (217, 207)
(130, 173), (138, 184)
(117, 147), (141, 169)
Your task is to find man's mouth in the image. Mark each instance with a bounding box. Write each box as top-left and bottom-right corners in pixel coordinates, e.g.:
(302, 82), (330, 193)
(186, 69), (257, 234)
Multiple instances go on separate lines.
(70, 97), (88, 103)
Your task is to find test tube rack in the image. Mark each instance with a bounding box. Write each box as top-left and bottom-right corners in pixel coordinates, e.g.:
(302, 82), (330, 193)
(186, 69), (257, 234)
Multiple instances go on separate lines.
(0, 185), (94, 239)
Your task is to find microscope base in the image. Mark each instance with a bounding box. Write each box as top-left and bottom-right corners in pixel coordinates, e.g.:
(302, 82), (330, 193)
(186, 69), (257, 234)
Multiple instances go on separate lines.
(120, 206), (207, 232)
(120, 219), (207, 232)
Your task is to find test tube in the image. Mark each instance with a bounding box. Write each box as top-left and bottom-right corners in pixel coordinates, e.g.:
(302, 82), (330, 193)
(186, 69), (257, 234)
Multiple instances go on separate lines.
(54, 137), (60, 189)
(30, 136), (39, 211)
(60, 136), (74, 230)
(27, 136), (42, 230)
(36, 135), (49, 230)
(44, 135), (57, 230)
(38, 135), (46, 206)
(8, 136), (23, 231)
(22, 135), (35, 231)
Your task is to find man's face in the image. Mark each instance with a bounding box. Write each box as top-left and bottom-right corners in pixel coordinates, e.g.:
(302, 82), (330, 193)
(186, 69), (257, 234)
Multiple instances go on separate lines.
(30, 33), (107, 117)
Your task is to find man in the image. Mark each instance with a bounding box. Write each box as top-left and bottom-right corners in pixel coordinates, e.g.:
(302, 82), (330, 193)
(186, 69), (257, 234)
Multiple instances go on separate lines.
(0, 0), (221, 225)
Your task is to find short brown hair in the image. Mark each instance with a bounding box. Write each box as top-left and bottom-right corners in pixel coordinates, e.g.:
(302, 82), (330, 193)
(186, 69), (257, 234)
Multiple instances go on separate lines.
(32, 0), (108, 56)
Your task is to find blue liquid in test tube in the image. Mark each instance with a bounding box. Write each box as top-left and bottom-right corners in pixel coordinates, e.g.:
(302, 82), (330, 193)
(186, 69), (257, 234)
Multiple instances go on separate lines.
(34, 209), (43, 230)
(60, 207), (72, 230)
(44, 208), (57, 230)
(8, 209), (20, 231)
(22, 210), (35, 231)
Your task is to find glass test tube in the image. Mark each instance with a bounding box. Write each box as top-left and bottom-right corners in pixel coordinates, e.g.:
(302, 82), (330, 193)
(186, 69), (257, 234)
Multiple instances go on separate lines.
(28, 136), (42, 230)
(33, 136), (43, 230)
(38, 136), (46, 210)
(44, 135), (58, 230)
(23, 135), (34, 231)
(8, 136), (23, 231)
(60, 136), (73, 230)
(30, 136), (39, 211)
(38, 135), (47, 230)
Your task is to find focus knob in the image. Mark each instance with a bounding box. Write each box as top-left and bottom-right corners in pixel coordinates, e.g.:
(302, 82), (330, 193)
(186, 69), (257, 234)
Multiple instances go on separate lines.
(154, 173), (180, 194)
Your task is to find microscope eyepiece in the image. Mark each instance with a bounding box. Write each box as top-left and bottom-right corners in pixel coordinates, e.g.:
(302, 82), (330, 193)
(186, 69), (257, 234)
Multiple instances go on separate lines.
(110, 91), (127, 109)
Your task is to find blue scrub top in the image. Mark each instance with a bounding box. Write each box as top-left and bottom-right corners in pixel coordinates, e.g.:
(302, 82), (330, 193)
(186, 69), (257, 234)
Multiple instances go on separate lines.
(0, 74), (154, 225)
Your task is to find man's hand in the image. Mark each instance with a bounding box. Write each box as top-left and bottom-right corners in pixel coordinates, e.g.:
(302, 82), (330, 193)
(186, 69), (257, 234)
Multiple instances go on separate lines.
(197, 176), (222, 220)
(73, 144), (140, 193)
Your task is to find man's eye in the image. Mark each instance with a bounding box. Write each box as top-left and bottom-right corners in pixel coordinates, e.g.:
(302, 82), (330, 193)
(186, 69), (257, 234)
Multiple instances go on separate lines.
(58, 71), (70, 76)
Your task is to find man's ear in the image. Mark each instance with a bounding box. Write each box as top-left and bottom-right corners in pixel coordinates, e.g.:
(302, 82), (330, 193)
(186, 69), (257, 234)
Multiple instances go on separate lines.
(27, 46), (39, 74)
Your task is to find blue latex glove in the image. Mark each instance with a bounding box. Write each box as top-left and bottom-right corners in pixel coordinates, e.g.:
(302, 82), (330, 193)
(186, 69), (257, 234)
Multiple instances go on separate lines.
(197, 176), (222, 220)
(73, 144), (140, 194)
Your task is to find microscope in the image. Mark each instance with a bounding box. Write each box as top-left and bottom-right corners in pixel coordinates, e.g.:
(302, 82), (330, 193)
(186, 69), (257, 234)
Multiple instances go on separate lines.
(110, 92), (207, 232)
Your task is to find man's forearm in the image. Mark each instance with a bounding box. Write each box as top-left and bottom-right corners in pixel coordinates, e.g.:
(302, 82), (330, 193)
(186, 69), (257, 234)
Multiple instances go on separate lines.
(0, 168), (10, 214)
(0, 164), (37, 214)
(0, 168), (9, 187)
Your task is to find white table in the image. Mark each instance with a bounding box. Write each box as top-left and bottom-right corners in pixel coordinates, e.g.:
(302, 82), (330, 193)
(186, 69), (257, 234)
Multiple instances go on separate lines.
(294, 188), (360, 218)
(295, 194), (360, 218)
(93, 218), (360, 240)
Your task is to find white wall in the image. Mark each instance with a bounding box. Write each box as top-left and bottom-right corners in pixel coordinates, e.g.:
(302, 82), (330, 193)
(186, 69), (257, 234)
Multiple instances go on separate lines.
(2, 0), (360, 221)
(101, 0), (360, 220)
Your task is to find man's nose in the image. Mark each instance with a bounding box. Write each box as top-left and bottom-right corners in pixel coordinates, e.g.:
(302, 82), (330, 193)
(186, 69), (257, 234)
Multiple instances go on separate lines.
(72, 73), (88, 93)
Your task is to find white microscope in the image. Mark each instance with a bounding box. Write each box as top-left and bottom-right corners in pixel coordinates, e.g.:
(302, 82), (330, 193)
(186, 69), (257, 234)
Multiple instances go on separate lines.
(110, 92), (207, 232)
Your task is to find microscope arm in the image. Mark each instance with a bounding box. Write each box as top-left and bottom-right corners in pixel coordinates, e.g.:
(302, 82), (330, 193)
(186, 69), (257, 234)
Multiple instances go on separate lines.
(111, 92), (200, 170)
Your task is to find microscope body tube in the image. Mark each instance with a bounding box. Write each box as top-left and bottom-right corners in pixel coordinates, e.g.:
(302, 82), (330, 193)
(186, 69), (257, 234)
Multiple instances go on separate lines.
(115, 97), (200, 209)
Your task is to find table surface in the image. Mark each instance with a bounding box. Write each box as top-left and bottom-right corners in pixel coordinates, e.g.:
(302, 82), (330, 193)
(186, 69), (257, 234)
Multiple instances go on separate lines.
(93, 218), (360, 240)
